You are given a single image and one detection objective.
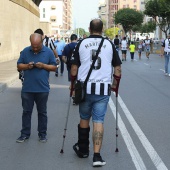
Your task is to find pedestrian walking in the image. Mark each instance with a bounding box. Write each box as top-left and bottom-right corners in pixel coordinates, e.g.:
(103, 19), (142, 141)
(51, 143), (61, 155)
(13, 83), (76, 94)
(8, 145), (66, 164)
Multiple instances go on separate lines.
(143, 36), (152, 59)
(138, 40), (143, 60)
(120, 37), (128, 61)
(16, 33), (57, 143)
(62, 34), (78, 105)
(83, 34), (87, 39)
(54, 35), (66, 76)
(70, 19), (122, 167)
(34, 28), (59, 59)
(129, 41), (136, 61)
(34, 28), (60, 72)
(113, 35), (120, 52)
(161, 33), (170, 76)
(62, 34), (78, 81)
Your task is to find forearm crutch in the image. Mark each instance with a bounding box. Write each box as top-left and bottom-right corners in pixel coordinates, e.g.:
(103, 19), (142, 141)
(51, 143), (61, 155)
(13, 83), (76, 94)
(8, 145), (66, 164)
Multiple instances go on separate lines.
(112, 74), (121, 152)
(115, 91), (119, 152)
(60, 82), (73, 153)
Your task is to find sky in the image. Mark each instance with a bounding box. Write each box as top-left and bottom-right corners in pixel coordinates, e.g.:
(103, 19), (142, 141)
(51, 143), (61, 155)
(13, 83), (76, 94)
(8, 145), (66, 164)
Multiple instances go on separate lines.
(72, 0), (99, 32)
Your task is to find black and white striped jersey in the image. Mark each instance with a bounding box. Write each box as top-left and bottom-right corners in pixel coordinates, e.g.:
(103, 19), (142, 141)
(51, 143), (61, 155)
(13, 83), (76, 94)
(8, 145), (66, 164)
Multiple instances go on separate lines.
(43, 36), (56, 51)
(71, 35), (122, 96)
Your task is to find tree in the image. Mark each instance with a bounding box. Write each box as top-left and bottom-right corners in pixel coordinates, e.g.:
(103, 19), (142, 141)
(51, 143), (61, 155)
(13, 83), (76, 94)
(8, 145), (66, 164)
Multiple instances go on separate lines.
(73, 28), (86, 37)
(144, 0), (170, 37)
(104, 27), (120, 39)
(140, 21), (156, 34)
(115, 8), (144, 36)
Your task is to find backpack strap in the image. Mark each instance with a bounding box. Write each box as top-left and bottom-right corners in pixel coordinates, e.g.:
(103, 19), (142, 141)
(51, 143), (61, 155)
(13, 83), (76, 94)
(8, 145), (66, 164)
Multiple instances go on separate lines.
(45, 36), (49, 47)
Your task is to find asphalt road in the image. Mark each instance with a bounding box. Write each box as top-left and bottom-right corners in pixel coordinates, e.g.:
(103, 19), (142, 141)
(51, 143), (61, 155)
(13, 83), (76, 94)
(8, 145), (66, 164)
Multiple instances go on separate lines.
(0, 52), (169, 170)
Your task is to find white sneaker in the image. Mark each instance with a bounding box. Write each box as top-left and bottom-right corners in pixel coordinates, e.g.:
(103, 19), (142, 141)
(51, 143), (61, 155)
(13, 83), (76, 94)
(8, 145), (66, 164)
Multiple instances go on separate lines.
(168, 74), (170, 77)
(93, 155), (106, 167)
(165, 73), (168, 76)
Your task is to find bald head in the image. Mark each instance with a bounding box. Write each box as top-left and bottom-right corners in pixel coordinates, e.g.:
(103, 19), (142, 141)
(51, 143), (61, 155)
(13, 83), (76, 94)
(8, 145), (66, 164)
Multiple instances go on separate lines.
(30, 33), (43, 53)
(89, 19), (103, 35)
(30, 33), (42, 43)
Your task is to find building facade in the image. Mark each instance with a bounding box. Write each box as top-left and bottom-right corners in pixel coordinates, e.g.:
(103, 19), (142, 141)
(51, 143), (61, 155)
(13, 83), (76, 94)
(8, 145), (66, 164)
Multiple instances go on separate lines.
(98, 0), (119, 29)
(0, 0), (40, 62)
(39, 0), (72, 36)
(98, 0), (145, 29)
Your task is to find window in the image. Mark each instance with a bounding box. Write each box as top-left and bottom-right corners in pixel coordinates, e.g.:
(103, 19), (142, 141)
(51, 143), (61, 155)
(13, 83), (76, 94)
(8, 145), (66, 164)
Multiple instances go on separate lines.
(43, 8), (45, 18)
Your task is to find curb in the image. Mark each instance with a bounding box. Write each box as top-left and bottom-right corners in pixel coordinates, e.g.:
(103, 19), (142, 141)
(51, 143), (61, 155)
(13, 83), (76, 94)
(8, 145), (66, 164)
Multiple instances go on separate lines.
(0, 74), (19, 93)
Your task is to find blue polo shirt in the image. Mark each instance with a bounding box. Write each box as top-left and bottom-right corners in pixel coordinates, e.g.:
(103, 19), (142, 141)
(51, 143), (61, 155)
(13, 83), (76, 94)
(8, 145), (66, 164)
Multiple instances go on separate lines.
(17, 45), (57, 92)
(54, 40), (65, 55)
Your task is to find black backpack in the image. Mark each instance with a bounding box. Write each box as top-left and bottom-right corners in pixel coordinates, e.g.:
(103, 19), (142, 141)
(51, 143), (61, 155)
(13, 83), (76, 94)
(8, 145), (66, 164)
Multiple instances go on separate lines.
(66, 44), (75, 69)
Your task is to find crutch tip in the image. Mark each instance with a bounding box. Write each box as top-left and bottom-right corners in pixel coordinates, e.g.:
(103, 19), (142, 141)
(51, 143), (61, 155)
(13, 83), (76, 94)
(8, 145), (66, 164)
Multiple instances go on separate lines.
(60, 149), (64, 153)
(115, 148), (119, 152)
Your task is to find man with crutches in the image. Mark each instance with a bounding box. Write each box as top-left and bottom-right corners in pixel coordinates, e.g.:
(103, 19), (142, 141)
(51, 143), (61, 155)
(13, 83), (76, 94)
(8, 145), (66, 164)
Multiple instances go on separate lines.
(70, 18), (122, 167)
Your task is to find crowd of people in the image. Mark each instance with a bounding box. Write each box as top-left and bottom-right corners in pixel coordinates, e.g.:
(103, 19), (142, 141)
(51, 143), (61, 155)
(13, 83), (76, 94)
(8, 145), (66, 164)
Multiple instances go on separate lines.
(112, 35), (153, 61)
(16, 18), (122, 168)
(112, 34), (170, 76)
(16, 18), (169, 168)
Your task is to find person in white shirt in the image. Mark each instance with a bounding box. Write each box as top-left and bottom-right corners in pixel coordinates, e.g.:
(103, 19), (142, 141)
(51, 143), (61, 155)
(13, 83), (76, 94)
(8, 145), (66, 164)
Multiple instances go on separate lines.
(143, 36), (152, 59)
(161, 34), (170, 76)
(120, 37), (128, 61)
(70, 18), (122, 167)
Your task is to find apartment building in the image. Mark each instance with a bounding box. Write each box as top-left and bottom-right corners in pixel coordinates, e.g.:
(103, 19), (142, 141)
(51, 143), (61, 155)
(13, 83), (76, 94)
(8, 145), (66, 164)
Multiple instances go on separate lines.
(98, 0), (145, 29)
(39, 0), (72, 36)
(119, 0), (140, 10)
(98, 0), (119, 29)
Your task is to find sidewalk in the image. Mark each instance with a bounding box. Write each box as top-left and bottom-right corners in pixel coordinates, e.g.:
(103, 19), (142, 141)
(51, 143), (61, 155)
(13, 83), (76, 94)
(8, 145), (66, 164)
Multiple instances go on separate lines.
(0, 59), (19, 93)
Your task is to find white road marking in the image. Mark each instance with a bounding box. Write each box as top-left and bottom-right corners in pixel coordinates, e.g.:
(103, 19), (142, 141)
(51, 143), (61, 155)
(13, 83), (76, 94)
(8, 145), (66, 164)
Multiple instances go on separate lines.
(117, 95), (168, 170)
(159, 69), (165, 72)
(109, 98), (147, 170)
(144, 63), (149, 66)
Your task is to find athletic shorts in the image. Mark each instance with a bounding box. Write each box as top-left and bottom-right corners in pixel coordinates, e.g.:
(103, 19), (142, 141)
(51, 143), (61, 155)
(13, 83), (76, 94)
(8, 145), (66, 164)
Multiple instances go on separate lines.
(79, 94), (110, 123)
(145, 46), (150, 52)
(138, 49), (142, 54)
(122, 50), (127, 54)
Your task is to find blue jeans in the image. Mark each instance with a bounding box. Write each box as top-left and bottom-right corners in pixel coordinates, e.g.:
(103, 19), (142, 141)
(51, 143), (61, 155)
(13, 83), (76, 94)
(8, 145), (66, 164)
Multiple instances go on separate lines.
(21, 92), (49, 137)
(79, 94), (110, 123)
(164, 53), (170, 74)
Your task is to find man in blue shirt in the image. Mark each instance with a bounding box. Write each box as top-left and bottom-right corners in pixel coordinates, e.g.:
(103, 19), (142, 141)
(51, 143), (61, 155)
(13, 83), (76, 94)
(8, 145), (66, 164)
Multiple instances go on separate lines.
(16, 33), (57, 143)
(54, 35), (66, 76)
(62, 34), (78, 81)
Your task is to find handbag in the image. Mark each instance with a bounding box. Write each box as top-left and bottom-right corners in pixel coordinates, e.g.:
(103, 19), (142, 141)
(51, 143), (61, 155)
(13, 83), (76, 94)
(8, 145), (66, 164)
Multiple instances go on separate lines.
(74, 37), (105, 104)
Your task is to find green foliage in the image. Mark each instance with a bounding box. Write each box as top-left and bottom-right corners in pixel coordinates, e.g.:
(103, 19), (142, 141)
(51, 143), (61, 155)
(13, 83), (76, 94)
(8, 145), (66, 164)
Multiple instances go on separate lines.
(73, 28), (86, 37)
(140, 21), (156, 33)
(115, 8), (144, 34)
(104, 27), (120, 39)
(144, 0), (170, 36)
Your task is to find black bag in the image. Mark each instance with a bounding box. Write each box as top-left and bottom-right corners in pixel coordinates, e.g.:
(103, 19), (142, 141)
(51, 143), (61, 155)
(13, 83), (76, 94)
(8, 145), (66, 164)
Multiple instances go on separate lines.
(74, 37), (105, 104)
(74, 80), (86, 104)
